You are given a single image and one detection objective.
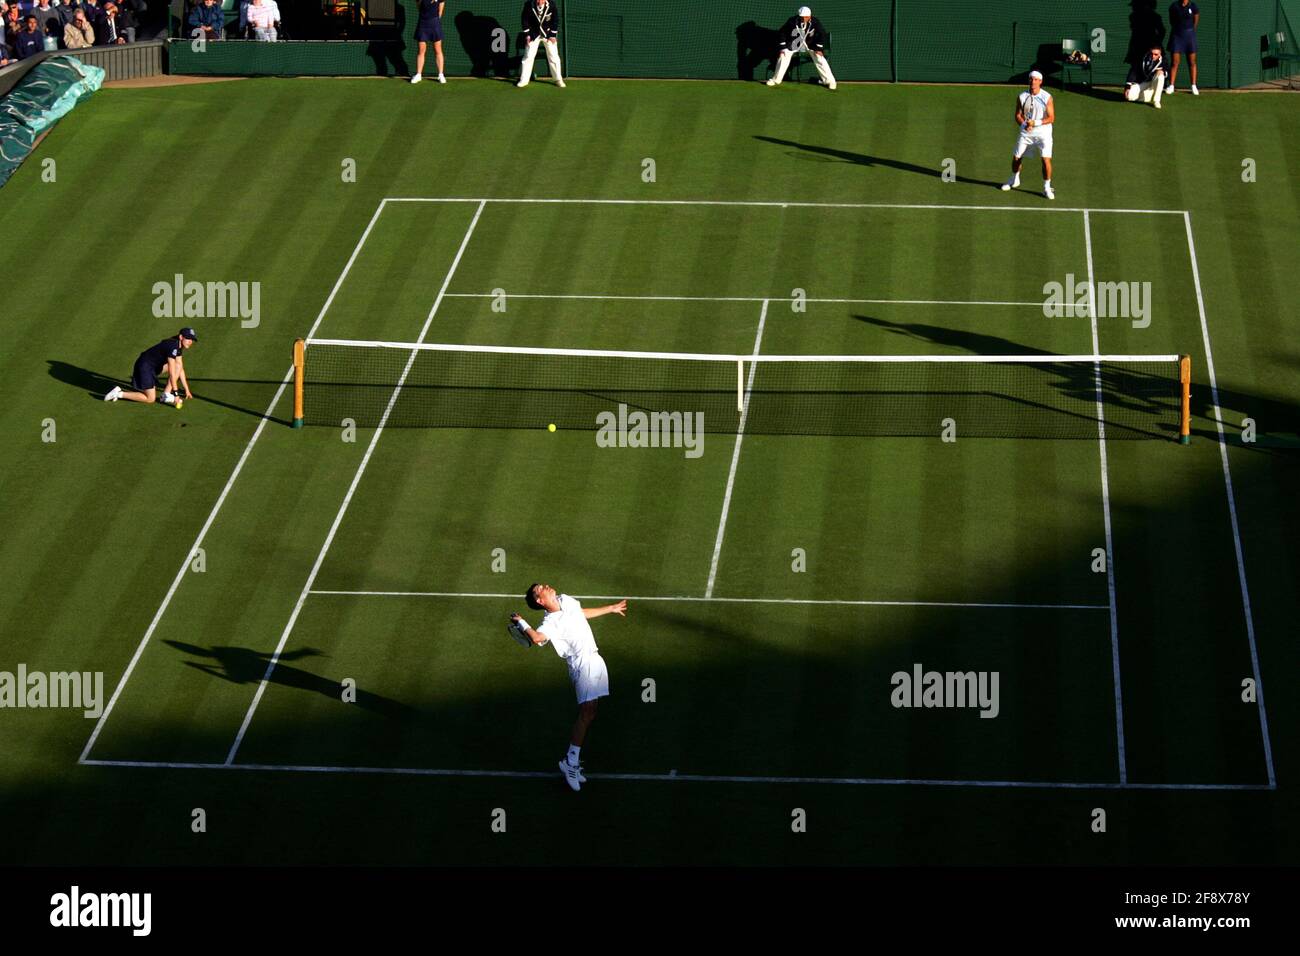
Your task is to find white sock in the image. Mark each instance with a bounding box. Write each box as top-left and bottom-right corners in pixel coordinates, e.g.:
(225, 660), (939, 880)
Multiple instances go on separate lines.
(1045, 179), (1052, 187)
(566, 744), (581, 766)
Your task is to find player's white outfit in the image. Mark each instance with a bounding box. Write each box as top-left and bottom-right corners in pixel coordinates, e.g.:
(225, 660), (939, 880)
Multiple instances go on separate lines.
(537, 594), (610, 704)
(1013, 88), (1053, 159)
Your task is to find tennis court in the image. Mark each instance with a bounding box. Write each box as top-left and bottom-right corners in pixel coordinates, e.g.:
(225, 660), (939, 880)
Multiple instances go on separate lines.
(77, 196), (1272, 791)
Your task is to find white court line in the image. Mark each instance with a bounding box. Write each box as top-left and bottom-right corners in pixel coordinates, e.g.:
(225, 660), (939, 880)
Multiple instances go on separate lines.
(1183, 211), (1274, 787)
(308, 590), (1110, 611)
(224, 200), (488, 766)
(705, 300), (768, 599)
(442, 292), (1045, 307)
(79, 759), (1272, 791)
(1083, 210), (1127, 785)
(384, 197), (1188, 216)
(77, 198), (393, 766)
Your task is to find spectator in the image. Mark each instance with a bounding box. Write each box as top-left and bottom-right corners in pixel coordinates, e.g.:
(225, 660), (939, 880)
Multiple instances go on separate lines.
(15, 13), (43, 56)
(57, 0), (84, 28)
(81, 0), (105, 33)
(62, 5), (93, 46)
(245, 0), (276, 41)
(114, 0), (137, 42)
(188, 0), (221, 42)
(96, 0), (124, 42)
(4, 4), (23, 47)
(29, 0), (56, 33)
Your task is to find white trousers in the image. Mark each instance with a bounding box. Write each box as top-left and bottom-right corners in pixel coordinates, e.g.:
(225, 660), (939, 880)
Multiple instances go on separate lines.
(519, 36), (563, 85)
(772, 48), (836, 87)
(1126, 73), (1166, 105)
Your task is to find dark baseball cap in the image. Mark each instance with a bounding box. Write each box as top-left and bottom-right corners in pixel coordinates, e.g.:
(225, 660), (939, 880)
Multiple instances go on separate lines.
(179, 327), (198, 342)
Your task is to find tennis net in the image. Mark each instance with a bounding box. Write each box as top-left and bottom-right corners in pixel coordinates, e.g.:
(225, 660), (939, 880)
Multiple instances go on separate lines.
(292, 339), (1192, 441)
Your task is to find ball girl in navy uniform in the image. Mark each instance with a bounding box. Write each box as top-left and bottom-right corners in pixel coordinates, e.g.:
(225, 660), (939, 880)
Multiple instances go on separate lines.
(1166, 0), (1200, 95)
(411, 0), (446, 84)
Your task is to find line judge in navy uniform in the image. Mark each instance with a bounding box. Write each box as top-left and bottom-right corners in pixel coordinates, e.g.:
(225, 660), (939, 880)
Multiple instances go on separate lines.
(103, 328), (197, 407)
(517, 0), (564, 88)
(410, 0), (446, 84)
(1166, 0), (1199, 95)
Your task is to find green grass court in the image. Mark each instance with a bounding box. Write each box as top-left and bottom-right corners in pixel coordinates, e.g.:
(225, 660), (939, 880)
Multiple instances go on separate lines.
(2, 77), (1296, 865)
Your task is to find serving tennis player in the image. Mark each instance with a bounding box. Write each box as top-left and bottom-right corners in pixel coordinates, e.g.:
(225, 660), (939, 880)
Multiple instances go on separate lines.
(1001, 70), (1055, 200)
(103, 327), (197, 407)
(516, 0), (565, 89)
(510, 584), (627, 791)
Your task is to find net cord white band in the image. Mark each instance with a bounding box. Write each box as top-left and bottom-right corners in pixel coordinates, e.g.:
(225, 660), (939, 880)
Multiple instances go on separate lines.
(305, 339), (1180, 365)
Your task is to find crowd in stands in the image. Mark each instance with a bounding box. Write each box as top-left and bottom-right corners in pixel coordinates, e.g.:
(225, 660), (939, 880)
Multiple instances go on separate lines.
(1, 0), (145, 63)
(0, 0), (283, 64)
(188, 0), (282, 43)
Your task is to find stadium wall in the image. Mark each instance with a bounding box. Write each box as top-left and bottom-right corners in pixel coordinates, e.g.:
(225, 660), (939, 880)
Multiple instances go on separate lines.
(167, 1), (1276, 88)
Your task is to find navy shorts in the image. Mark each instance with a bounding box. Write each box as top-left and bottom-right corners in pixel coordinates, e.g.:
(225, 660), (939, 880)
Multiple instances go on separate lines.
(415, 19), (443, 43)
(1169, 32), (1197, 54)
(131, 359), (159, 392)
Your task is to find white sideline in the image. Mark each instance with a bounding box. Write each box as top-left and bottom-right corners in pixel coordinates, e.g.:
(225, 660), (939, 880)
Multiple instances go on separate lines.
(385, 196), (1189, 216)
(1083, 210), (1127, 784)
(223, 200), (488, 766)
(1183, 211), (1274, 787)
(78, 758), (1273, 791)
(308, 590), (1110, 611)
(705, 300), (767, 598)
(77, 198), (393, 765)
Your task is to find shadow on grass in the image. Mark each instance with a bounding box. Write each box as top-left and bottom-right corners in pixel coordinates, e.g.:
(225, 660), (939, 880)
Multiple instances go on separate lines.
(46, 360), (292, 427)
(163, 640), (416, 721)
(852, 315), (1300, 449)
(753, 135), (1006, 189)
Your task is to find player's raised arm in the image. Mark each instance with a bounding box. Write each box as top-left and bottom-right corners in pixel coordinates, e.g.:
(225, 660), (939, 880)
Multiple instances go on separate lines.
(582, 600), (627, 620)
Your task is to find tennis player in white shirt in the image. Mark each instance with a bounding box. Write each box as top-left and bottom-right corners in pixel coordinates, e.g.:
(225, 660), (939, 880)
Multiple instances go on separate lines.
(511, 584), (627, 791)
(1001, 69), (1056, 200)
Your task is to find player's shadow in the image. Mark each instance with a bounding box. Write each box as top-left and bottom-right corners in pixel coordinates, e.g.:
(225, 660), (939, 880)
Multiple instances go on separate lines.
(46, 360), (292, 427)
(753, 135), (1005, 189)
(736, 21), (781, 81)
(164, 640), (416, 720)
(455, 10), (515, 77)
(853, 315), (1300, 447)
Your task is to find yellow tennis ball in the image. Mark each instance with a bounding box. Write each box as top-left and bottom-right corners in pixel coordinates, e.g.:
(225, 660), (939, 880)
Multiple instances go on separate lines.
(547, 423), (556, 432)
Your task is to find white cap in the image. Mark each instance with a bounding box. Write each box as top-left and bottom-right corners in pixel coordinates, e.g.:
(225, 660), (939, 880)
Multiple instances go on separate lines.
(798, 6), (812, 15)
(1029, 70), (1044, 80)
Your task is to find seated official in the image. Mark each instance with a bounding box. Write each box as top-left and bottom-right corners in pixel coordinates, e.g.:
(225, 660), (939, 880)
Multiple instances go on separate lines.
(1124, 46), (1167, 108)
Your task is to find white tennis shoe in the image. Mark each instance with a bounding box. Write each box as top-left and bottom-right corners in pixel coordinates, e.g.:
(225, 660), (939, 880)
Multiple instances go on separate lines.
(1000, 174), (1020, 191)
(1190, 84), (1199, 95)
(410, 73), (422, 84)
(1044, 183), (1055, 200)
(438, 74), (446, 84)
(104, 386), (122, 402)
(559, 760), (582, 791)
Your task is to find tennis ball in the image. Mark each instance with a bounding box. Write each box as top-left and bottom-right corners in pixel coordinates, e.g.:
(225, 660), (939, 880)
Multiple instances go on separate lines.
(175, 399), (184, 410)
(547, 423), (556, 432)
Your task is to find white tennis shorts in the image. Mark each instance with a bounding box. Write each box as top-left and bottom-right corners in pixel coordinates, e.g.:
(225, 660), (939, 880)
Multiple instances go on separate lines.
(571, 653), (610, 704)
(1014, 127), (1053, 159)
